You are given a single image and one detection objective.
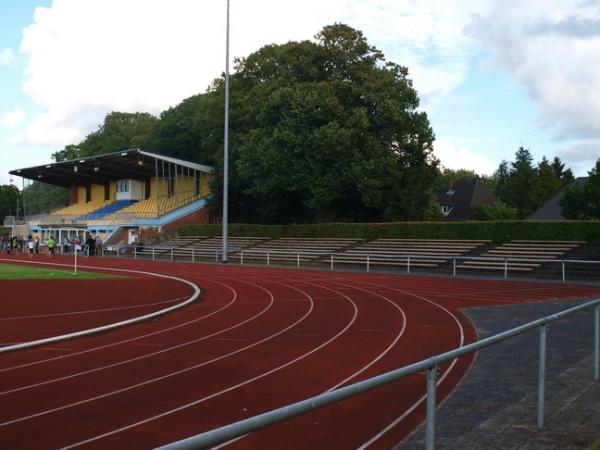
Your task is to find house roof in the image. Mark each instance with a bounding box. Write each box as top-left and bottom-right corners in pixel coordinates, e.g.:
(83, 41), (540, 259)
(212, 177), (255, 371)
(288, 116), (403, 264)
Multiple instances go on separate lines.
(438, 179), (497, 221)
(9, 149), (213, 188)
(529, 177), (588, 221)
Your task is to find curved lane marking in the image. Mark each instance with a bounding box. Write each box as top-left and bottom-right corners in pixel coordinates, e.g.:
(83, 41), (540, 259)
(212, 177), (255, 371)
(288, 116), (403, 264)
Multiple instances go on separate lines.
(58, 281), (357, 449)
(0, 278), (273, 397)
(0, 277), (236, 373)
(0, 297), (185, 321)
(0, 260), (200, 353)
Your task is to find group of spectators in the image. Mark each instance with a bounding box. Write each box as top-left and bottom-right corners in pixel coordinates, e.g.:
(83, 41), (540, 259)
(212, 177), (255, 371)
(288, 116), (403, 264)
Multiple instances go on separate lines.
(61, 235), (103, 256)
(1, 234), (40, 255)
(1, 233), (103, 256)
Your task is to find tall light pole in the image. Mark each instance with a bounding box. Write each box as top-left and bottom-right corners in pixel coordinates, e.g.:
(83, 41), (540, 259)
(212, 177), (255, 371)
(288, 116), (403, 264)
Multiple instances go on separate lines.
(221, 0), (230, 264)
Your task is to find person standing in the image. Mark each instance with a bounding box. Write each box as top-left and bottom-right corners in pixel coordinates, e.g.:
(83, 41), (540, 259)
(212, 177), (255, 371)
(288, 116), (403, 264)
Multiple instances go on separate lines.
(47, 236), (56, 258)
(27, 236), (34, 259)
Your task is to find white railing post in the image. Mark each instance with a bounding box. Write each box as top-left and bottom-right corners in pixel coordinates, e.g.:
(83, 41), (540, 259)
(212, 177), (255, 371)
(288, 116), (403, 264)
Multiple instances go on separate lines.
(241, 250), (244, 266)
(267, 251), (270, 267)
(561, 260), (566, 283)
(134, 246), (137, 259)
(537, 324), (547, 428)
(366, 255), (370, 273)
(426, 364), (437, 450)
(192, 248), (195, 263)
(170, 248), (174, 262)
(297, 252), (300, 268)
(330, 254), (334, 270)
(453, 257), (456, 277)
(407, 255), (411, 274)
(504, 257), (508, 280)
(152, 247), (155, 261)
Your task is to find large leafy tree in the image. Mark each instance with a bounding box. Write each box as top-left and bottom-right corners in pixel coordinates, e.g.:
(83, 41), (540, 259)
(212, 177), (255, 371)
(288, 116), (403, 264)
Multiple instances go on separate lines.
(210, 24), (438, 222)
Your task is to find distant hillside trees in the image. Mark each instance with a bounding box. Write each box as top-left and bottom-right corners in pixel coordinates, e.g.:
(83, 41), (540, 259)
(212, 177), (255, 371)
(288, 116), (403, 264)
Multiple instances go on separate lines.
(560, 158), (600, 219)
(52, 24), (439, 224)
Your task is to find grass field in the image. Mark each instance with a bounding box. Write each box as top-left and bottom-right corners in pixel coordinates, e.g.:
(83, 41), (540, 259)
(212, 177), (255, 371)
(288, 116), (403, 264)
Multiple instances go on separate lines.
(0, 262), (123, 280)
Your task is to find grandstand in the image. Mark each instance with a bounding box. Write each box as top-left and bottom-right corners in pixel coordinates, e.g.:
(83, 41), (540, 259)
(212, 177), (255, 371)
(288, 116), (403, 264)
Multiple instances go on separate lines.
(8, 149), (213, 246)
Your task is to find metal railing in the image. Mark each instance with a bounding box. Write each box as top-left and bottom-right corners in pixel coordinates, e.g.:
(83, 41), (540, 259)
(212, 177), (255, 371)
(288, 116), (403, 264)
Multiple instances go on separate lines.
(155, 297), (600, 450)
(104, 246), (600, 283)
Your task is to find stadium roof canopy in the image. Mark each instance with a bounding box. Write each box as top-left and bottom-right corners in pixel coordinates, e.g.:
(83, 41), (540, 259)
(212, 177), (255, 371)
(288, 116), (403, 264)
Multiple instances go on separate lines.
(10, 149), (214, 188)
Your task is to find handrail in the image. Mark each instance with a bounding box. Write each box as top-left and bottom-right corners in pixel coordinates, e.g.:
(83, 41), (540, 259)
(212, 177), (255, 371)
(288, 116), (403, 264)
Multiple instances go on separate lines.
(156, 297), (600, 450)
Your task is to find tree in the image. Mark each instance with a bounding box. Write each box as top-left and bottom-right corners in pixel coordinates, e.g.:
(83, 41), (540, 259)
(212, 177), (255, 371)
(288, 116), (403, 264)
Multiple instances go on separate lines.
(0, 184), (21, 219)
(433, 168), (477, 194)
(211, 23), (438, 223)
(551, 156), (574, 185)
(53, 112), (158, 161)
(473, 201), (518, 220)
(505, 147), (538, 218)
(491, 160), (510, 202)
(561, 158), (600, 219)
(535, 157), (562, 206)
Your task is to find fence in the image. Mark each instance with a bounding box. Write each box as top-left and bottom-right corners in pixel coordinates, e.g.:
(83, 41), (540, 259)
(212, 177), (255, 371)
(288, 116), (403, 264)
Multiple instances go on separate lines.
(102, 245), (600, 283)
(154, 297), (600, 450)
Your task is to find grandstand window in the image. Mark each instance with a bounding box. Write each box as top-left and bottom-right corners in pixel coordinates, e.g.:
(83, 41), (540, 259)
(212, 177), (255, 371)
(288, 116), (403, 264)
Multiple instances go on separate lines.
(117, 179), (130, 193)
(104, 183), (110, 201)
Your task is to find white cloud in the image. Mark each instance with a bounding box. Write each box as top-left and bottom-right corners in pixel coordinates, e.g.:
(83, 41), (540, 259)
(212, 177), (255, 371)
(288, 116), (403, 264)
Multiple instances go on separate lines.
(1, 108), (27, 130)
(434, 140), (497, 175)
(466, 0), (600, 168)
(17, 0), (480, 147)
(0, 48), (14, 65)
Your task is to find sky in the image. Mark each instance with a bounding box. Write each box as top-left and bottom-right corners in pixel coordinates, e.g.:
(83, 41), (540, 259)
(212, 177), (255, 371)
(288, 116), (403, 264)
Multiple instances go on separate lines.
(1, 0), (599, 186)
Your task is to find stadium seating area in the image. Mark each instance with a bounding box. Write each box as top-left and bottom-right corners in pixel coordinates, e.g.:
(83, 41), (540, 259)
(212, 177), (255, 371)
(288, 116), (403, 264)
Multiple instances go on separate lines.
(82, 200), (137, 219)
(332, 239), (490, 269)
(135, 236), (268, 260)
(112, 235), (595, 280)
(233, 238), (362, 265)
(457, 240), (584, 272)
(51, 200), (111, 217)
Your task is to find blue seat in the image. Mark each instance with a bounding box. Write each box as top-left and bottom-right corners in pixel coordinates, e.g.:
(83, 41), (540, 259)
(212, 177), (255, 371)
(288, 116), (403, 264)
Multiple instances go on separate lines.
(83, 200), (137, 219)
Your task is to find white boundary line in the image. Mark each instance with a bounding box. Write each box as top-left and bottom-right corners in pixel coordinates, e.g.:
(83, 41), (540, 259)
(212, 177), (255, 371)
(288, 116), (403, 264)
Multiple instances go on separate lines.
(0, 260), (201, 353)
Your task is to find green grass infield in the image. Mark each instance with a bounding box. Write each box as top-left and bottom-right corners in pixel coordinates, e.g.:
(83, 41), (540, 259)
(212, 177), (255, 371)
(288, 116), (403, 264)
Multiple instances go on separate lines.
(0, 262), (123, 280)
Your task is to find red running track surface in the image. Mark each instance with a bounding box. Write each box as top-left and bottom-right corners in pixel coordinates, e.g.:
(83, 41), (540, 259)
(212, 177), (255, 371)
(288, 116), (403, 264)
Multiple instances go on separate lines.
(0, 254), (599, 449)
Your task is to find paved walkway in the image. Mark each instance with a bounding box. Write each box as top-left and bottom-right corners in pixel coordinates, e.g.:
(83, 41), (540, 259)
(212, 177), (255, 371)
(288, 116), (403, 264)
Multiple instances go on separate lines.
(397, 299), (600, 450)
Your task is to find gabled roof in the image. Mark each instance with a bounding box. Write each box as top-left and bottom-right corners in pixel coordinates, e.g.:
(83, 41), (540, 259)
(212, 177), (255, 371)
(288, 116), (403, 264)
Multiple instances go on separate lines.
(529, 177), (588, 221)
(438, 179), (497, 221)
(10, 149), (213, 188)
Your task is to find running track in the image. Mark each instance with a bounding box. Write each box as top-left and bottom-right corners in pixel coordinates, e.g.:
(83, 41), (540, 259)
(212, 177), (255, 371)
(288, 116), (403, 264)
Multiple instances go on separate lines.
(1, 254), (599, 449)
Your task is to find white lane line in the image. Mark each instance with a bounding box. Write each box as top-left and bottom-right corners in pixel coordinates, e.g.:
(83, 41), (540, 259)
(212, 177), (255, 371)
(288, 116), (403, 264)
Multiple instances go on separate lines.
(0, 278), (236, 374)
(60, 281), (356, 449)
(357, 283), (466, 449)
(0, 298), (181, 321)
(0, 280), (269, 397)
(212, 276), (409, 450)
(0, 280), (305, 428)
(0, 260), (201, 353)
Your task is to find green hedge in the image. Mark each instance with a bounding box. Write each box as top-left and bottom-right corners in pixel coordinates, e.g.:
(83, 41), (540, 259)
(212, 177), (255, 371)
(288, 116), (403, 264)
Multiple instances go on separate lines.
(179, 220), (600, 244)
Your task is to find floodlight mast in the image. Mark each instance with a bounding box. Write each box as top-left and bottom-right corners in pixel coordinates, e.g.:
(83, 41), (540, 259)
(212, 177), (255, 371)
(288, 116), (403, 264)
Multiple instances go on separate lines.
(222, 0), (230, 264)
